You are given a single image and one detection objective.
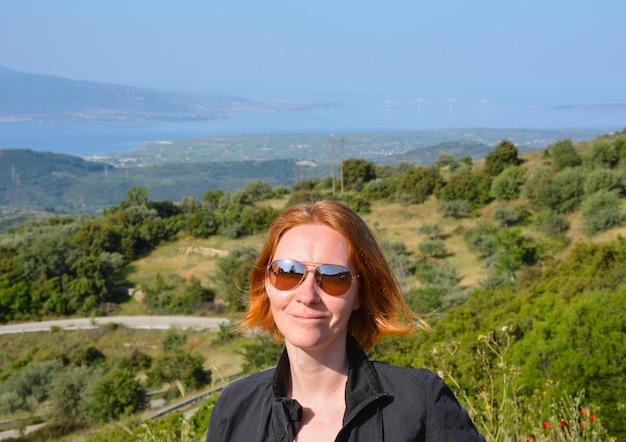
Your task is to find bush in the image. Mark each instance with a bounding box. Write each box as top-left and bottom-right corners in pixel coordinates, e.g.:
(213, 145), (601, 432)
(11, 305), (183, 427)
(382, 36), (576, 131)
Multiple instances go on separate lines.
(147, 352), (211, 394)
(491, 206), (530, 227)
(489, 166), (526, 201)
(547, 138), (582, 170)
(437, 200), (472, 219)
(581, 189), (624, 236)
(417, 223), (442, 240)
(418, 239), (448, 258)
(216, 246), (258, 312)
(0, 360), (63, 413)
(239, 335), (283, 373)
(584, 142), (619, 169)
(87, 368), (146, 423)
(526, 167), (585, 213)
(534, 210), (570, 236)
(437, 170), (492, 206)
(48, 365), (100, 423)
(483, 140), (521, 177)
(583, 168), (624, 195)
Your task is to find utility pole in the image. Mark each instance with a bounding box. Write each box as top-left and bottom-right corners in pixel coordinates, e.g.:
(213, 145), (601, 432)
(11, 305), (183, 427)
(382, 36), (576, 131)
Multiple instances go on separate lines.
(328, 137), (336, 195)
(328, 137), (347, 195)
(338, 138), (346, 193)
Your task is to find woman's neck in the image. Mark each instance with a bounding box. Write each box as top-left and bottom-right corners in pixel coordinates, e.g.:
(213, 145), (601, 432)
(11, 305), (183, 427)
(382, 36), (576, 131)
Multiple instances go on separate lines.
(285, 339), (350, 400)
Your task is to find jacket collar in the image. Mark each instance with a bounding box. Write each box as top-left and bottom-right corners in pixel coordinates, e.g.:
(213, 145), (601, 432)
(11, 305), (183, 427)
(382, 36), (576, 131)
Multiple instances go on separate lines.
(272, 335), (388, 420)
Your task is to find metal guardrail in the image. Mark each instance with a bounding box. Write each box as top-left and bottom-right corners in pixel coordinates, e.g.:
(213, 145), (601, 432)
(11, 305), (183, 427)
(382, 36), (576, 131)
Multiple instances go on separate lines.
(147, 367), (275, 420)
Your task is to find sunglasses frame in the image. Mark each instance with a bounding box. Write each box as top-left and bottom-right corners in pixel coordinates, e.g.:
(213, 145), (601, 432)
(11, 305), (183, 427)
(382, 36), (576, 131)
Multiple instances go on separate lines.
(266, 259), (359, 296)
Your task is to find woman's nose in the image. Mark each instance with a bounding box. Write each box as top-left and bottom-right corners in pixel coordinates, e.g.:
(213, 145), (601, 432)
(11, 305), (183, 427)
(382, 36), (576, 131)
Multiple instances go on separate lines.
(296, 272), (321, 304)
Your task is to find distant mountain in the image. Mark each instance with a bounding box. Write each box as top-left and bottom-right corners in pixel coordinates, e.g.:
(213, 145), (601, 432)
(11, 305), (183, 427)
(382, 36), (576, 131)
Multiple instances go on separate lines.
(0, 66), (332, 122)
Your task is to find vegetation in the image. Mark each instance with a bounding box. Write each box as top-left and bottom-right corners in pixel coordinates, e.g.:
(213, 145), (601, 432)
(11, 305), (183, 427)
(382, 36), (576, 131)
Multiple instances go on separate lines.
(1, 128), (626, 440)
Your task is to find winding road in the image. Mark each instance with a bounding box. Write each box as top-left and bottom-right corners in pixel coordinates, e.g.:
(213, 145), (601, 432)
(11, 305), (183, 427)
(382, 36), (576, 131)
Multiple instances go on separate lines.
(0, 315), (229, 335)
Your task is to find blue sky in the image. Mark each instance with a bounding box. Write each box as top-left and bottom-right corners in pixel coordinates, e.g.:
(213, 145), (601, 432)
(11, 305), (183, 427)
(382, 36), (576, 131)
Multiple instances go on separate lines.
(1, 0), (625, 106)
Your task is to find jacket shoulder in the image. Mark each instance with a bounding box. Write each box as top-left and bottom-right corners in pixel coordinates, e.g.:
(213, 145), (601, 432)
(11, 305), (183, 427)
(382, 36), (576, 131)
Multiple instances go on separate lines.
(372, 363), (485, 441)
(207, 368), (276, 441)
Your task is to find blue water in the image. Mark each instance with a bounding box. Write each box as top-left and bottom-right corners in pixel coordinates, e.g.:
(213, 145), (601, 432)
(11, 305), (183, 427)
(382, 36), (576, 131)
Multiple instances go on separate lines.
(1, 105), (625, 157)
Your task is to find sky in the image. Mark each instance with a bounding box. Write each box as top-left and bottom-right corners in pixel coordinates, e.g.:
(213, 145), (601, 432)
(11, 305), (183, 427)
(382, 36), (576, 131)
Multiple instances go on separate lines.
(1, 0), (625, 106)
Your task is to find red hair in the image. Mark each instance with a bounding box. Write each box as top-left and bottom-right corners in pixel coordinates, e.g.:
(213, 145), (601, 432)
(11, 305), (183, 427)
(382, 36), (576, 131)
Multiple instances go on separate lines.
(239, 200), (425, 350)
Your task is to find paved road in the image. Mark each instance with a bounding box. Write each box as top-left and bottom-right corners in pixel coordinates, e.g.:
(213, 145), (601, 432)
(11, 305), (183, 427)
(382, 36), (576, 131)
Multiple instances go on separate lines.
(0, 315), (230, 335)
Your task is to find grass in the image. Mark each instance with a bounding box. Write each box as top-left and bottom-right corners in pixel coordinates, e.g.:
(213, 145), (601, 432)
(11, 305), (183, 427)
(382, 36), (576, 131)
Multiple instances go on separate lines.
(0, 326), (244, 380)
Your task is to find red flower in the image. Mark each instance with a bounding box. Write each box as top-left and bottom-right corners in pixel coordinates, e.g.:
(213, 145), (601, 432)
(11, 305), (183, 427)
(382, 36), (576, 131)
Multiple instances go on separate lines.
(590, 415), (597, 423)
(542, 421), (550, 429)
(580, 408), (590, 416)
(580, 421), (586, 428)
(560, 419), (568, 427)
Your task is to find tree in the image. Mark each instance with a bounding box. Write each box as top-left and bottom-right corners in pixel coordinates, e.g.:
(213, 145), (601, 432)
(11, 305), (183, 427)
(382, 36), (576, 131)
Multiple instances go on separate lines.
(525, 167), (585, 213)
(242, 180), (274, 202)
(490, 166), (527, 201)
(186, 208), (219, 238)
(418, 239), (448, 258)
(483, 140), (521, 177)
(418, 223), (442, 240)
(583, 169), (624, 195)
(437, 200), (472, 219)
(434, 153), (455, 169)
(342, 158), (377, 189)
(216, 246), (259, 312)
(120, 186), (150, 209)
(437, 170), (492, 206)
(534, 210), (570, 237)
(585, 142), (619, 169)
(396, 166), (443, 204)
(581, 189), (624, 236)
(87, 368), (146, 422)
(548, 139), (582, 171)
(147, 352), (211, 395)
(48, 365), (99, 423)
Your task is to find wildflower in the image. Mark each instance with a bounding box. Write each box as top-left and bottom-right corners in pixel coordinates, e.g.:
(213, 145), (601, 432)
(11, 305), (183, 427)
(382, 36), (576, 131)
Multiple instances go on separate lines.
(580, 408), (590, 416)
(590, 415), (597, 423)
(542, 421), (549, 429)
(431, 348), (438, 355)
(437, 370), (445, 379)
(477, 334), (485, 341)
(501, 326), (509, 333)
(560, 419), (568, 427)
(580, 421), (586, 428)
(526, 438), (535, 442)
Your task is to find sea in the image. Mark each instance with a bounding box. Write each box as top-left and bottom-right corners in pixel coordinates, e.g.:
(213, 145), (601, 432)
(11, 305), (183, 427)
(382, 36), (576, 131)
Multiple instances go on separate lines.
(1, 104), (625, 158)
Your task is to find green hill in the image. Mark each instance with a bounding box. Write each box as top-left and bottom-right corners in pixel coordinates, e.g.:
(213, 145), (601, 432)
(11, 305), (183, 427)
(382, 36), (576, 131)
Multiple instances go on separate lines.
(1, 129), (626, 439)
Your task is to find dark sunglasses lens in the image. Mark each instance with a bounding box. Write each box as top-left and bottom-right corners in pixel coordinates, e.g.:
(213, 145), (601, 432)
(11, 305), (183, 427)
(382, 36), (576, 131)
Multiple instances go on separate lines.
(268, 260), (306, 291)
(315, 265), (353, 296)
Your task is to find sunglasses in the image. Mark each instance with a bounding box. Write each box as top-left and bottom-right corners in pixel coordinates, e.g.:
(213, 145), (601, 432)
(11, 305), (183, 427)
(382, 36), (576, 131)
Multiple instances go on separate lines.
(267, 259), (359, 296)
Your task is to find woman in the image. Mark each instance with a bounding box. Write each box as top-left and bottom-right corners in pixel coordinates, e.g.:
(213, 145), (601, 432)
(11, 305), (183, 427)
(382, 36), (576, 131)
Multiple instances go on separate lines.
(207, 200), (484, 441)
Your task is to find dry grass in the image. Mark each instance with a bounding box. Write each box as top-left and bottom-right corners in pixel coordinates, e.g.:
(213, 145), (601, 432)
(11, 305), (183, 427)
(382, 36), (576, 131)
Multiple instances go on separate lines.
(0, 326), (244, 379)
(364, 198), (487, 288)
(125, 234), (266, 292)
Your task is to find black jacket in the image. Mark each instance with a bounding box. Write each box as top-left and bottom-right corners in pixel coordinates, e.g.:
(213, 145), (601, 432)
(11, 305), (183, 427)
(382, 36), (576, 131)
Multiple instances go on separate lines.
(207, 336), (485, 441)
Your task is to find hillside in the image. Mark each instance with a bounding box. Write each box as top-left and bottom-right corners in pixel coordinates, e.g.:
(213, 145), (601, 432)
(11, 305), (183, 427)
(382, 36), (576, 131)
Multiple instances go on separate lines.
(1, 130), (626, 439)
(1, 126), (614, 224)
(0, 66), (332, 122)
(0, 150), (326, 222)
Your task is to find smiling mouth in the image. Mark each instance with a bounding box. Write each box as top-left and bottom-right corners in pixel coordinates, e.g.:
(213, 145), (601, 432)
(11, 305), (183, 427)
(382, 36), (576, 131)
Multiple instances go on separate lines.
(291, 314), (326, 321)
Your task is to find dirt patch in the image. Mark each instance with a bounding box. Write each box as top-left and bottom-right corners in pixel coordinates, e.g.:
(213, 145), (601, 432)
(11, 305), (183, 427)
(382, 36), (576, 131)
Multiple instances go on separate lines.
(179, 247), (229, 258)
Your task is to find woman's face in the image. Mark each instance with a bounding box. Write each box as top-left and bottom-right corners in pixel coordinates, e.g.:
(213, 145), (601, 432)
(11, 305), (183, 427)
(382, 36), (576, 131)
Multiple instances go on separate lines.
(266, 223), (360, 353)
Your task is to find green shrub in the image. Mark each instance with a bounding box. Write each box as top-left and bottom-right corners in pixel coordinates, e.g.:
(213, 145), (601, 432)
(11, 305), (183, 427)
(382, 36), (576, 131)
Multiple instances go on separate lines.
(547, 138), (582, 170)
(581, 189), (624, 236)
(87, 368), (146, 423)
(489, 166), (527, 201)
(534, 210), (570, 236)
